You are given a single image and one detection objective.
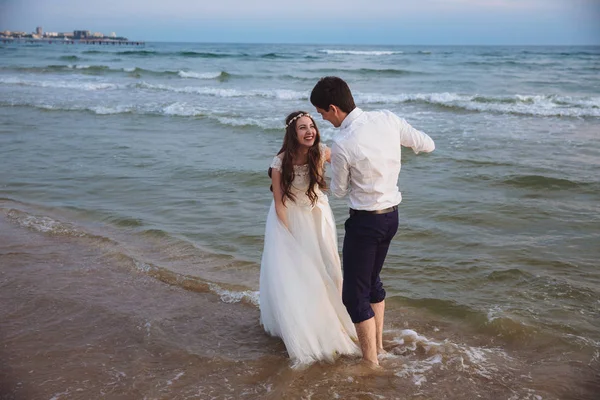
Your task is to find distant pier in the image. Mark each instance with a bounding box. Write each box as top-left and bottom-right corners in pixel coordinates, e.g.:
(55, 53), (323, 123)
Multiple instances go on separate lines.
(1, 38), (145, 46)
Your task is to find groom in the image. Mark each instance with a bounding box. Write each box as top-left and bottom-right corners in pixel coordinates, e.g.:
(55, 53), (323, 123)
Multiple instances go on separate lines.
(310, 76), (435, 366)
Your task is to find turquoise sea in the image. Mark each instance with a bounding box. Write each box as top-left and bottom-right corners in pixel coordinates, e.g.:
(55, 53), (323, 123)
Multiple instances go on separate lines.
(1, 42), (599, 399)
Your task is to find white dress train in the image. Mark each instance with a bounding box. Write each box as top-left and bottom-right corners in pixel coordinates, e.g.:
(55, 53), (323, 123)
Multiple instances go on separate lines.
(259, 147), (360, 366)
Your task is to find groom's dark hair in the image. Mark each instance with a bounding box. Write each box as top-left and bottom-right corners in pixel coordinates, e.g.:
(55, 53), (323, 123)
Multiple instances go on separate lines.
(310, 76), (356, 114)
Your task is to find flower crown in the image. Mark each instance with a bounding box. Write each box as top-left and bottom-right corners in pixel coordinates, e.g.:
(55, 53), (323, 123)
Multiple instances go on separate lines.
(285, 113), (312, 129)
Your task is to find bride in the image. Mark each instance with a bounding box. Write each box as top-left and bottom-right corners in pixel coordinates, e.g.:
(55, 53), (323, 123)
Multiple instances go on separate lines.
(259, 111), (360, 366)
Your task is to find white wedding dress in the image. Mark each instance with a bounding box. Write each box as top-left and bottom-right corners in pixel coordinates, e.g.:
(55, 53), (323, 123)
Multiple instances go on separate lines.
(259, 146), (360, 366)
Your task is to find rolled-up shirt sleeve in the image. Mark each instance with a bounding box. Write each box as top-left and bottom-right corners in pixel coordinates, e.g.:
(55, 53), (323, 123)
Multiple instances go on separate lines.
(394, 114), (435, 154)
(330, 143), (350, 198)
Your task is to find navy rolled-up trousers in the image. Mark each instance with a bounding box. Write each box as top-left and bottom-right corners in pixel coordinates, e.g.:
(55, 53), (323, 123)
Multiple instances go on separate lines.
(342, 209), (399, 323)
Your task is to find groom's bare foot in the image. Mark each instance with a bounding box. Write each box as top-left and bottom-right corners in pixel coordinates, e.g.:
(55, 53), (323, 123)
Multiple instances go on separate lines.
(377, 347), (391, 360)
(361, 359), (392, 376)
(362, 359), (383, 371)
(342, 360), (387, 377)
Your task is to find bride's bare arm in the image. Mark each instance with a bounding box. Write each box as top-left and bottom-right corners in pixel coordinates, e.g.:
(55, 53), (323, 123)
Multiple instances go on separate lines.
(271, 168), (289, 229)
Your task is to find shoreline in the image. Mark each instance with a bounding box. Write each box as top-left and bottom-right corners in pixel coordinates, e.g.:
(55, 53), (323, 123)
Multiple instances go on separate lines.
(1, 205), (598, 399)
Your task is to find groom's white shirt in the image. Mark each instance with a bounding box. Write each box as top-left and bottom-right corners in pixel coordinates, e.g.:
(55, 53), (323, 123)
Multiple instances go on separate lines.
(330, 107), (435, 211)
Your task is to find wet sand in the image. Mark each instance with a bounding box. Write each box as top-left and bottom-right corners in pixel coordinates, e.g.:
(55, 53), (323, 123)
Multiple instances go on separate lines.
(1, 213), (598, 400)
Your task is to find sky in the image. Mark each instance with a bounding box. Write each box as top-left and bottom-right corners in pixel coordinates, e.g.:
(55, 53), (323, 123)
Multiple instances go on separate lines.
(1, 0), (599, 45)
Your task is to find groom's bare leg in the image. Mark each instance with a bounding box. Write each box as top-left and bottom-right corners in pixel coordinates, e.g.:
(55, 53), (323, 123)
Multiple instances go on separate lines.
(372, 300), (385, 353)
(355, 317), (378, 365)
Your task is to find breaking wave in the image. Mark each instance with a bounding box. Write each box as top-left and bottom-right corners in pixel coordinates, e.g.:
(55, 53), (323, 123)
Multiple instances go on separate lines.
(354, 92), (600, 117)
(0, 99), (286, 130)
(0, 65), (231, 80)
(135, 82), (306, 100)
(0, 77), (120, 90)
(318, 49), (404, 55)
(311, 67), (427, 76)
(2, 76), (599, 117)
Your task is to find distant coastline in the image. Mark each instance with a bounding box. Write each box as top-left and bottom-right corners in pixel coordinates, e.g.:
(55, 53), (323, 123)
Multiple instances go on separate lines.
(0, 26), (144, 46)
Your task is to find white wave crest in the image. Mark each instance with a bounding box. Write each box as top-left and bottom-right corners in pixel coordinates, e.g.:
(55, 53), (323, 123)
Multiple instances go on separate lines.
(137, 82), (307, 100)
(487, 305), (504, 322)
(5, 209), (86, 237)
(355, 92), (600, 117)
(208, 283), (260, 307)
(178, 70), (222, 79)
(0, 77), (119, 91)
(90, 105), (135, 115)
(3, 83), (597, 118)
(162, 102), (206, 117)
(215, 116), (280, 130)
(319, 49), (403, 56)
(387, 329), (516, 384)
(0, 99), (140, 116)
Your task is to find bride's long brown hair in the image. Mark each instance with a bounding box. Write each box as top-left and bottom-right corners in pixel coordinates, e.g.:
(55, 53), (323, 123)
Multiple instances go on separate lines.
(269, 111), (327, 207)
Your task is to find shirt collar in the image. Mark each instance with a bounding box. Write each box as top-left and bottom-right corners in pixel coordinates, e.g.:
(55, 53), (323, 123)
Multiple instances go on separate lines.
(340, 107), (363, 130)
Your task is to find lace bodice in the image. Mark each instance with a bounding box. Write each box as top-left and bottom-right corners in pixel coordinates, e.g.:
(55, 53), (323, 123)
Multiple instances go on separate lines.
(269, 159), (314, 191)
(270, 144), (327, 206)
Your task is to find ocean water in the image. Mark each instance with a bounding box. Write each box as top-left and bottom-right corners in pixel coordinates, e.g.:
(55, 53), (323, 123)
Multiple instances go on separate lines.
(1, 42), (599, 399)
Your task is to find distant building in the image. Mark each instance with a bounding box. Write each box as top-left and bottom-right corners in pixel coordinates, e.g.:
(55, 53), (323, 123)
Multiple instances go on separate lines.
(0, 26), (135, 43)
(73, 30), (91, 39)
